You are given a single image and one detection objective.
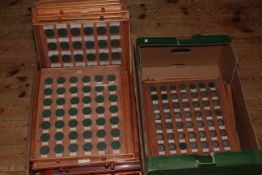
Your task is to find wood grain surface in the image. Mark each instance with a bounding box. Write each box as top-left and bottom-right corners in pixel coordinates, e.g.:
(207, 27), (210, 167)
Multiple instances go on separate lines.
(0, 0), (261, 174)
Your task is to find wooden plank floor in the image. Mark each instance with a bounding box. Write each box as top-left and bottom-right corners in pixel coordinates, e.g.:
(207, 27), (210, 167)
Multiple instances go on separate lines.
(0, 0), (261, 174)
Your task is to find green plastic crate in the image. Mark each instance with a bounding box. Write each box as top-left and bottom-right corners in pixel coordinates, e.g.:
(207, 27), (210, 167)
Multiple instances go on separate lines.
(135, 35), (262, 175)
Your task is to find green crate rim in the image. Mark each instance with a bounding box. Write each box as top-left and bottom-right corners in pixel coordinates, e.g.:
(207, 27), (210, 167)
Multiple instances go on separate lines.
(136, 35), (231, 47)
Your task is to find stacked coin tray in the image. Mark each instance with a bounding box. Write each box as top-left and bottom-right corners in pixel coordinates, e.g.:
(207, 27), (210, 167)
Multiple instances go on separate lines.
(37, 0), (122, 4)
(142, 79), (240, 156)
(33, 0), (130, 69)
(35, 164), (141, 175)
(38, 21), (126, 67)
(30, 66), (138, 170)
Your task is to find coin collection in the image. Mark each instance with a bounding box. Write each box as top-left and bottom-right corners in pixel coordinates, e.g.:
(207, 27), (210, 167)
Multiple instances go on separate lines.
(142, 79), (240, 156)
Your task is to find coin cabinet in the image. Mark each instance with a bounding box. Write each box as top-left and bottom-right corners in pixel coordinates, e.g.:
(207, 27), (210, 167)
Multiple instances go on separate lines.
(135, 36), (262, 175)
(29, 0), (140, 174)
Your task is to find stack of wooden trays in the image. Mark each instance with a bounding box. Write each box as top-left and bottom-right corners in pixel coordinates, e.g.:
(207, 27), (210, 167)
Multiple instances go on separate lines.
(30, 0), (140, 174)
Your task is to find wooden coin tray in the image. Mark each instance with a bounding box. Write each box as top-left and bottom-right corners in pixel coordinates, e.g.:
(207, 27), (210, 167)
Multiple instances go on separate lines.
(33, 0), (130, 70)
(30, 66), (139, 171)
(34, 20), (129, 68)
(142, 78), (240, 156)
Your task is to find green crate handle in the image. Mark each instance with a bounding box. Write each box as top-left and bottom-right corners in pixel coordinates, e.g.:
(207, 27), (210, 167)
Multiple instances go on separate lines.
(196, 160), (216, 167)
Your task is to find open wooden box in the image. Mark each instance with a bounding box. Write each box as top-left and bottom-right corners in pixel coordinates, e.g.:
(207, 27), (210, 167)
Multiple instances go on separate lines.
(134, 35), (262, 175)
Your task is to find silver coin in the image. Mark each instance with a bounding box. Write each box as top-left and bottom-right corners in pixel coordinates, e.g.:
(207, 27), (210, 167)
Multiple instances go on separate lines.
(178, 132), (185, 139)
(158, 144), (165, 151)
(168, 143), (176, 150)
(176, 122), (184, 129)
(190, 142), (198, 149)
(223, 140), (230, 147)
(199, 131), (206, 138)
